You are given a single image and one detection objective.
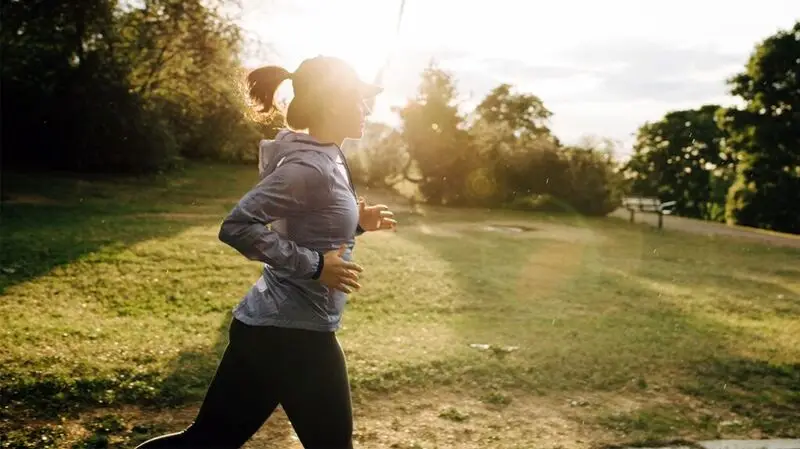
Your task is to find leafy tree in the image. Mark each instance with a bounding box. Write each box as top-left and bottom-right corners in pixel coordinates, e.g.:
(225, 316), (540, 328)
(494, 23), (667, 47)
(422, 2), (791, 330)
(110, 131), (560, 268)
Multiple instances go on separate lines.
(559, 139), (625, 216)
(0, 0), (172, 172)
(117, 0), (257, 162)
(719, 21), (800, 233)
(358, 67), (624, 216)
(1, 0), (263, 173)
(468, 84), (563, 204)
(395, 62), (471, 205)
(624, 105), (734, 221)
(463, 119), (516, 203)
(471, 83), (557, 143)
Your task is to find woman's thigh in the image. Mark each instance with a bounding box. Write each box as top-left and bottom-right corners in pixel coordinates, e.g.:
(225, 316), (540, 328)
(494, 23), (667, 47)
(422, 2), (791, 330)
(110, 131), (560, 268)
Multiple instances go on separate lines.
(278, 331), (353, 449)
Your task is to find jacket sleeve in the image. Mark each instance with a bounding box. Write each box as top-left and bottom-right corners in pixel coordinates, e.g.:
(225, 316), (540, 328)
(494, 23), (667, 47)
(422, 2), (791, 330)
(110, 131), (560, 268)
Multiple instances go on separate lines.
(218, 158), (327, 280)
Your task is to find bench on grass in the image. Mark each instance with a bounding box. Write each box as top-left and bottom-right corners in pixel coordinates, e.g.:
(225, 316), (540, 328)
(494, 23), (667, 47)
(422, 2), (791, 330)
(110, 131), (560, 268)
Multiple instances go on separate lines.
(622, 197), (676, 229)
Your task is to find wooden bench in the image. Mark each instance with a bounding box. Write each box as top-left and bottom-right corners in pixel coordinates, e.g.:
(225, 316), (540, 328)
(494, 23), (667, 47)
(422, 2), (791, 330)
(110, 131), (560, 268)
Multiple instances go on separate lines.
(622, 197), (676, 229)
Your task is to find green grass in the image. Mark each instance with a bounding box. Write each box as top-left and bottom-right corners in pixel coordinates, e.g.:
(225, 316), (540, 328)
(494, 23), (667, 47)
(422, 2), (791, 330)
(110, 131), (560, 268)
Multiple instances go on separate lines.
(1, 163), (799, 448)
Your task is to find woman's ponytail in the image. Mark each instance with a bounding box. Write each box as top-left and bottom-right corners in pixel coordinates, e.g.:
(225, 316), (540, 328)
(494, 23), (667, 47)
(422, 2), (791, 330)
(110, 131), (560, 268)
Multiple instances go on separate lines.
(247, 66), (291, 113)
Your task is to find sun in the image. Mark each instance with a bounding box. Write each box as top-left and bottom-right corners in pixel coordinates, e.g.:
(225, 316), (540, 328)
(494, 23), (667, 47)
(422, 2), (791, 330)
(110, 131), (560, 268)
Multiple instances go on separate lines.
(240, 0), (408, 117)
(241, 1), (404, 79)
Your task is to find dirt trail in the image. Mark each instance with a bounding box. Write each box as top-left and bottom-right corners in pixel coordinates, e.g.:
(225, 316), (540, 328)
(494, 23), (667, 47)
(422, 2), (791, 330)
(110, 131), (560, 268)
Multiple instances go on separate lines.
(58, 390), (624, 449)
(361, 187), (800, 250)
(610, 209), (800, 250)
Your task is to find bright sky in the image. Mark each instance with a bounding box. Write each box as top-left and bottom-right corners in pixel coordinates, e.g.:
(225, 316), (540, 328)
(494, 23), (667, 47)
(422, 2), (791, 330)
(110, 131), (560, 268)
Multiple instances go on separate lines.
(237, 0), (798, 156)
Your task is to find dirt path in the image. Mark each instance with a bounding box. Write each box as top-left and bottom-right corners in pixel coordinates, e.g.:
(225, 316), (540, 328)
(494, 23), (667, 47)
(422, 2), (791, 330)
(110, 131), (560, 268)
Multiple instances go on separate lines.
(610, 209), (800, 250)
(56, 390), (627, 449)
(362, 187), (800, 250)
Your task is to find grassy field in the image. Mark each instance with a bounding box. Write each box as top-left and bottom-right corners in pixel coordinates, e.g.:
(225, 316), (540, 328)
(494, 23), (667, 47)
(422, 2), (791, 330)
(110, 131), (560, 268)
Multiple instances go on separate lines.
(2, 163), (799, 449)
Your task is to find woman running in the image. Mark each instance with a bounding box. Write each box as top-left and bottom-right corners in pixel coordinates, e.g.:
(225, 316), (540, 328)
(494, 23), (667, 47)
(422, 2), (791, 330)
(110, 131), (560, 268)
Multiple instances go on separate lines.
(136, 55), (397, 449)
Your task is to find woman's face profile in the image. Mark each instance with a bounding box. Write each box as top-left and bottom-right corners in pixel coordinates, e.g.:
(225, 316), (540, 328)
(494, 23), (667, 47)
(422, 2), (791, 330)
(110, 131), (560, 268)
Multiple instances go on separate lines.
(325, 91), (368, 140)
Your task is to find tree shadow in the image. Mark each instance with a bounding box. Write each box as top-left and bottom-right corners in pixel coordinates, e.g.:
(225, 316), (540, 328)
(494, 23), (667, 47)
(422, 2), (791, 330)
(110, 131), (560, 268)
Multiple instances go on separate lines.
(0, 167), (244, 293)
(139, 312), (295, 444)
(389, 210), (800, 437)
(0, 166), (250, 421)
(1, 203), (209, 294)
(589, 238), (800, 438)
(154, 312), (234, 408)
(681, 357), (800, 437)
(4, 172), (796, 443)
(63, 310), (282, 448)
(0, 165), (292, 446)
(390, 218), (721, 389)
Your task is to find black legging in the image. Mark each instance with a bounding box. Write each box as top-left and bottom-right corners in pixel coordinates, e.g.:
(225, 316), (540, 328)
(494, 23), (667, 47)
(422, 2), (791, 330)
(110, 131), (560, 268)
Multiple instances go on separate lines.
(136, 317), (353, 449)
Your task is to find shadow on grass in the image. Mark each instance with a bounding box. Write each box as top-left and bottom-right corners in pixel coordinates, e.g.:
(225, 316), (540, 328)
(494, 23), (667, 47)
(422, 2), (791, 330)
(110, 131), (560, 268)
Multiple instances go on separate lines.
(0, 167), (249, 419)
(599, 358), (800, 440)
(681, 358), (800, 437)
(67, 313), (244, 448)
(388, 217), (720, 388)
(1, 306), (299, 448)
(154, 313), (233, 408)
(0, 309), (248, 447)
(2, 297), (293, 445)
(0, 305), (233, 419)
(390, 212), (800, 438)
(0, 203), (213, 294)
(1, 168), (245, 294)
(0, 165), (288, 446)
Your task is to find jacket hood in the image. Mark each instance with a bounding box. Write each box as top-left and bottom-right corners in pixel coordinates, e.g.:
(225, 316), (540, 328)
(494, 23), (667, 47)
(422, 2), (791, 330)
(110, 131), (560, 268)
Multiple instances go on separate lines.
(257, 129), (339, 179)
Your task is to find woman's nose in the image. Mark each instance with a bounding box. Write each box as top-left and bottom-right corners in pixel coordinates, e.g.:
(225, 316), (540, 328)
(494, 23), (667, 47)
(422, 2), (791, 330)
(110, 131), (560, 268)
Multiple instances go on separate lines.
(361, 99), (374, 116)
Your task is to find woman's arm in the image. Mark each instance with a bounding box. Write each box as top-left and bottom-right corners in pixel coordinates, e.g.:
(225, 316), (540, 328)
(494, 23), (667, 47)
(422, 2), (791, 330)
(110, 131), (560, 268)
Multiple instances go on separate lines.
(218, 159), (326, 280)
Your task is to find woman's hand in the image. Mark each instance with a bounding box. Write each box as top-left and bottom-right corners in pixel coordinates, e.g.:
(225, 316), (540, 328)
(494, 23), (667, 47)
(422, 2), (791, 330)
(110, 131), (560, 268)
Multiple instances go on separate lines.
(358, 197), (397, 232)
(319, 245), (363, 293)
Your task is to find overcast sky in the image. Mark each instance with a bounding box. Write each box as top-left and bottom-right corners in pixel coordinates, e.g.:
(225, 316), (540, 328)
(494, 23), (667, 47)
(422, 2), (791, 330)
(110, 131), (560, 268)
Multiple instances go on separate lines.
(237, 0), (798, 155)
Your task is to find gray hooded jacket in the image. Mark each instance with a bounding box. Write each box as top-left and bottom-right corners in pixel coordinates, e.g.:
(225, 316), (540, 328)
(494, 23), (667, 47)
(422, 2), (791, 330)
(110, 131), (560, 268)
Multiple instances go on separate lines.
(218, 130), (363, 332)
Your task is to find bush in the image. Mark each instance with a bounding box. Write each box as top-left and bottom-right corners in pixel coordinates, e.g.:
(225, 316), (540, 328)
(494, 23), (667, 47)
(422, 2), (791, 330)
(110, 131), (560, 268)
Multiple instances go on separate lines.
(494, 141), (623, 216)
(356, 126), (625, 217)
(506, 194), (569, 213)
(557, 146), (624, 216)
(726, 160), (800, 233)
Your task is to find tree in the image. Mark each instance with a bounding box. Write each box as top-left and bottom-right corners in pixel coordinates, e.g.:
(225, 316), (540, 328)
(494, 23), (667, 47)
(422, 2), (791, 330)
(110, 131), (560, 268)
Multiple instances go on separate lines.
(624, 105), (734, 221)
(395, 62), (470, 205)
(0, 0), (262, 173)
(718, 21), (800, 233)
(117, 0), (257, 161)
(558, 141), (625, 216)
(393, 66), (625, 216)
(468, 84), (562, 204)
(471, 83), (557, 143)
(0, 0), (171, 172)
